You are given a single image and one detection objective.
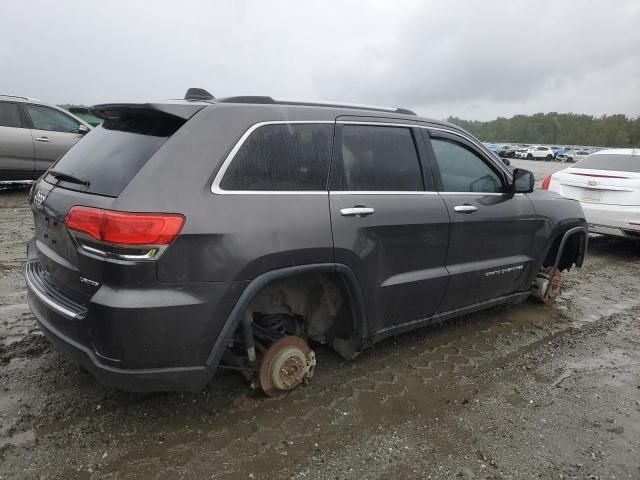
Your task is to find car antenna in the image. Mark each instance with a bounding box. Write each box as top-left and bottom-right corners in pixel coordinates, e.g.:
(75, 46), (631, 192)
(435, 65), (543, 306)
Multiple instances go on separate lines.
(184, 88), (215, 101)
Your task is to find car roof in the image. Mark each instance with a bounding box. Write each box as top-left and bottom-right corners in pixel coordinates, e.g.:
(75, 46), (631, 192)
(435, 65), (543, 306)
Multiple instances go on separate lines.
(205, 99), (459, 130)
(215, 96), (418, 116)
(0, 94), (39, 103)
(92, 96), (461, 132)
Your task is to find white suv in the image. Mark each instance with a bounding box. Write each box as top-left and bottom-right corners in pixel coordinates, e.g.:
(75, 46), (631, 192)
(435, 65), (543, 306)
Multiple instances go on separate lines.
(523, 146), (555, 161)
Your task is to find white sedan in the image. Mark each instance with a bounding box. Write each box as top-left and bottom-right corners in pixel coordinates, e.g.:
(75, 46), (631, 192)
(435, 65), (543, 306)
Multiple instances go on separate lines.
(543, 148), (640, 239)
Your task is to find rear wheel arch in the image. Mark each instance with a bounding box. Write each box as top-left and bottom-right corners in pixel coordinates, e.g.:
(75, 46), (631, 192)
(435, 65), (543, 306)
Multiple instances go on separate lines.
(205, 263), (368, 371)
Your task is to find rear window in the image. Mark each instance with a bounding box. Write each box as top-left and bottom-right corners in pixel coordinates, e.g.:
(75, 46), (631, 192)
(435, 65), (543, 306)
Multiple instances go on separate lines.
(571, 153), (640, 173)
(46, 111), (185, 197)
(219, 123), (333, 191)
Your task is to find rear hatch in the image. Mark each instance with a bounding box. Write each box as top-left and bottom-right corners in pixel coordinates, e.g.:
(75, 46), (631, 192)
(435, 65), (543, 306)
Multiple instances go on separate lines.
(551, 152), (640, 206)
(29, 103), (203, 307)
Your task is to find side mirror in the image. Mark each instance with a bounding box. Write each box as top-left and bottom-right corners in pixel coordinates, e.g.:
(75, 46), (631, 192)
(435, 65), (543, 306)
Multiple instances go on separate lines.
(78, 124), (90, 135)
(501, 158), (511, 166)
(512, 168), (535, 193)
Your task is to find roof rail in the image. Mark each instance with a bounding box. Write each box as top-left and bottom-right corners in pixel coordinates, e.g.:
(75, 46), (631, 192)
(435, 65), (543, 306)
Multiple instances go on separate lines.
(0, 94), (30, 100)
(215, 96), (416, 115)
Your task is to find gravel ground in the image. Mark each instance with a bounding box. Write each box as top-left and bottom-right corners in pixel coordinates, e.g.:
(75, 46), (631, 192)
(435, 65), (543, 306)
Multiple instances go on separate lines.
(0, 160), (639, 479)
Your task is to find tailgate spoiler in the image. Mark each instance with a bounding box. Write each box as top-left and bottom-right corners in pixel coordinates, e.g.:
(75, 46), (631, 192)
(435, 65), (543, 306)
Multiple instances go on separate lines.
(90, 102), (206, 120)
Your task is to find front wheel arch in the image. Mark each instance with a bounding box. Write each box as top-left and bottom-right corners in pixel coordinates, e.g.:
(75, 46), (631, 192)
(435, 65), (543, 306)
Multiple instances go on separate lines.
(542, 226), (588, 271)
(531, 226), (587, 302)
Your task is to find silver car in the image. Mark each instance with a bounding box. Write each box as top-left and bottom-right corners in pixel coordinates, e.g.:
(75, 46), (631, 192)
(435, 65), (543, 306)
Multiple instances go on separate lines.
(0, 95), (91, 182)
(556, 149), (590, 163)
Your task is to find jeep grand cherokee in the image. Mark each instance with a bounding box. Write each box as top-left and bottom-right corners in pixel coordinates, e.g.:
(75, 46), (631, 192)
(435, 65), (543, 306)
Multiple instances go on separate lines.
(25, 89), (587, 395)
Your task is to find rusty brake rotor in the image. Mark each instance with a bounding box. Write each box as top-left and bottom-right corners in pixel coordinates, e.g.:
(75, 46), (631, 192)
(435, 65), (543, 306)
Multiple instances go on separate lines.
(543, 266), (562, 301)
(258, 336), (316, 397)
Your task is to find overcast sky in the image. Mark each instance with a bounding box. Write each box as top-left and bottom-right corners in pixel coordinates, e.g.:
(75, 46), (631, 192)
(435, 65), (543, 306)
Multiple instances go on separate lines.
(2, 0), (639, 120)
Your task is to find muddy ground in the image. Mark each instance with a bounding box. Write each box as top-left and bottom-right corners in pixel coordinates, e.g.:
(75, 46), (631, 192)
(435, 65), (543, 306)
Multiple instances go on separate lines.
(1, 160), (639, 479)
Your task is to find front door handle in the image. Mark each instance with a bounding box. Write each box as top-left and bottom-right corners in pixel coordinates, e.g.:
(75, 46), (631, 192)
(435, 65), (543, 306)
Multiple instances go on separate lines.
(453, 205), (478, 213)
(35, 137), (51, 142)
(340, 207), (375, 217)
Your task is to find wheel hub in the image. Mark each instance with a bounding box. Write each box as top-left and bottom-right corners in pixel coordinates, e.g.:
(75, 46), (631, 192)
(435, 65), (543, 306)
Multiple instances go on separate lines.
(259, 336), (315, 397)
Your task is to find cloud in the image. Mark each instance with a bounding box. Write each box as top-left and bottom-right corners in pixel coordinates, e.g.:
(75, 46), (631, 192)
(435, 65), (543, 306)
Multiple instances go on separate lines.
(315, 0), (640, 119)
(1, 0), (638, 120)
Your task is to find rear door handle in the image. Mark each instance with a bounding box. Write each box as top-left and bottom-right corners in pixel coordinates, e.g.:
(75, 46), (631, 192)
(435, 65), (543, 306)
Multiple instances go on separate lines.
(453, 205), (478, 213)
(340, 207), (375, 217)
(35, 137), (50, 142)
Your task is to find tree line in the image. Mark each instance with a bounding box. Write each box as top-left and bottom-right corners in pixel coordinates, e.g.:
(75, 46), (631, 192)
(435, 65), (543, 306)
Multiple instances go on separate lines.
(446, 113), (640, 147)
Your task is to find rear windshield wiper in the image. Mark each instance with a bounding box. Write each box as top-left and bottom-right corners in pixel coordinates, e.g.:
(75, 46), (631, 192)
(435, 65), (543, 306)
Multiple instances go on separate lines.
(47, 170), (91, 187)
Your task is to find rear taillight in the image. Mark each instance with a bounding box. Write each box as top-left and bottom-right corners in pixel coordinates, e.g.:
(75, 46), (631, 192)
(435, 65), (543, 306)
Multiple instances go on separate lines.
(65, 206), (185, 247)
(541, 175), (552, 190)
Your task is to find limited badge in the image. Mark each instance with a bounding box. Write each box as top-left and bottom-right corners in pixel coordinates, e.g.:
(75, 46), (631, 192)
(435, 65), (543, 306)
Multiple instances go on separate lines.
(33, 190), (47, 210)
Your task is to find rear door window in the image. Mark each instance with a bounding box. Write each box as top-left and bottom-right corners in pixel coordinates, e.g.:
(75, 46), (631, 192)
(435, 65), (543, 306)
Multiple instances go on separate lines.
(0, 102), (23, 128)
(45, 111), (185, 197)
(571, 153), (640, 173)
(219, 123), (333, 191)
(330, 124), (424, 191)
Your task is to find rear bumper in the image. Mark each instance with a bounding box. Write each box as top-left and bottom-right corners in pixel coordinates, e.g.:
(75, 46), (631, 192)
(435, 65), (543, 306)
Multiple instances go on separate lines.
(581, 202), (640, 238)
(29, 289), (211, 392)
(25, 240), (247, 391)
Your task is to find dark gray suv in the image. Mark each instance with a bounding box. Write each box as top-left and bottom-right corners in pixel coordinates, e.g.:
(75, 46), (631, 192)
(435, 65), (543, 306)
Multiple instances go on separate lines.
(25, 91), (587, 395)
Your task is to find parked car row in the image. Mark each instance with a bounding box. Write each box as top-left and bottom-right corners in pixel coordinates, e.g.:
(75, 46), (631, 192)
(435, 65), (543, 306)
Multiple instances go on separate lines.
(484, 142), (602, 162)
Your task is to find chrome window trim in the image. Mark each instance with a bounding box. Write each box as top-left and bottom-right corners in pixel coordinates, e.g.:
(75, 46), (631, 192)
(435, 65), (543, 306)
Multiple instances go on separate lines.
(438, 192), (525, 196)
(330, 191), (438, 195)
(337, 120), (420, 128)
(210, 119), (513, 195)
(211, 120), (334, 195)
